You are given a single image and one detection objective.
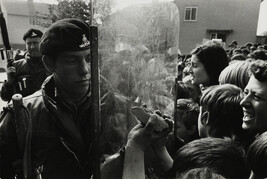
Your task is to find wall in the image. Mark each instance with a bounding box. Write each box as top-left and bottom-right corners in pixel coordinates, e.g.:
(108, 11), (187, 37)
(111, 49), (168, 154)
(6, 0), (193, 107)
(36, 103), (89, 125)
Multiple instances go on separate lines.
(175, 0), (261, 54)
(0, 0), (49, 50)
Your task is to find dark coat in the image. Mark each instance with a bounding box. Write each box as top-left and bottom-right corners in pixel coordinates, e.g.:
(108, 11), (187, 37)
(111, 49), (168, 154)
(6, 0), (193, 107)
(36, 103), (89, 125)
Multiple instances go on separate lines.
(0, 76), (137, 179)
(0, 55), (49, 101)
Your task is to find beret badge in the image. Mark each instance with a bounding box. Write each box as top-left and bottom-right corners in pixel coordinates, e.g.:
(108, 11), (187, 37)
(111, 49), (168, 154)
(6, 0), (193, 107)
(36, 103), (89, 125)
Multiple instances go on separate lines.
(79, 34), (90, 48)
(23, 28), (43, 41)
(31, 32), (38, 37)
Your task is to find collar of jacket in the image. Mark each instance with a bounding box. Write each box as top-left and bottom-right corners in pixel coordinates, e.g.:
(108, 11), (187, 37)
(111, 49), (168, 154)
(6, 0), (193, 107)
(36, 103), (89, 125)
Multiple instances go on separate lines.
(41, 75), (91, 109)
(25, 54), (43, 66)
(41, 75), (92, 159)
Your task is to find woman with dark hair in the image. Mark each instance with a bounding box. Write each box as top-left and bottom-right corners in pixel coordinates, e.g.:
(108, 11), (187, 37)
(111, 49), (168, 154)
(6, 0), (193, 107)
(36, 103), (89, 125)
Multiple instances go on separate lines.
(188, 41), (229, 88)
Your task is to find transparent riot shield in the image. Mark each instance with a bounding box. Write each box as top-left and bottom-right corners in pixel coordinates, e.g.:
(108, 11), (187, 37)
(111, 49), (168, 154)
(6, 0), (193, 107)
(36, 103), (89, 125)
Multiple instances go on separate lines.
(96, 0), (180, 113)
(94, 2), (180, 176)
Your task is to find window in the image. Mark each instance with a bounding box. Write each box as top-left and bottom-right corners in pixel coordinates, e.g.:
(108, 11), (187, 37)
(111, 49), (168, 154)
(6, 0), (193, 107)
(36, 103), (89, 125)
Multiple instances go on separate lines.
(184, 7), (197, 21)
(207, 29), (233, 43)
(210, 32), (227, 42)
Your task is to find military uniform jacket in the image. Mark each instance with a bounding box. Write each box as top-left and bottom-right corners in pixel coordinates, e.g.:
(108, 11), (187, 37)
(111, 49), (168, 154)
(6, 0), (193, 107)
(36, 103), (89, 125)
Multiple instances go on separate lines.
(0, 55), (49, 101)
(0, 76), (137, 179)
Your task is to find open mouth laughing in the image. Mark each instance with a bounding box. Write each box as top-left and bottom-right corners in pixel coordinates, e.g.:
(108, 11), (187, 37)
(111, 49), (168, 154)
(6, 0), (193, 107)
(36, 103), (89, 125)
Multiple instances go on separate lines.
(242, 109), (255, 127)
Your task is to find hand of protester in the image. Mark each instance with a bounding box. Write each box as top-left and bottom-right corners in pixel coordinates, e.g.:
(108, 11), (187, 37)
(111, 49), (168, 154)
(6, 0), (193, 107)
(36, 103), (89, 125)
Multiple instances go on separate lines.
(152, 110), (173, 148)
(177, 98), (194, 111)
(6, 66), (16, 84)
(126, 114), (173, 151)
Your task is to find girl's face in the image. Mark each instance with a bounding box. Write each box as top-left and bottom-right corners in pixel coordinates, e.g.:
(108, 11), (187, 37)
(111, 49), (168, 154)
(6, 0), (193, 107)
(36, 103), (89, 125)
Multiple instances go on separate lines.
(188, 55), (210, 86)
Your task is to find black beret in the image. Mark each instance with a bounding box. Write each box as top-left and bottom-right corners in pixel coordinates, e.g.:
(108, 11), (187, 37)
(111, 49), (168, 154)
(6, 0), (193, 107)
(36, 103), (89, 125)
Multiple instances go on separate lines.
(23, 28), (43, 41)
(40, 18), (90, 56)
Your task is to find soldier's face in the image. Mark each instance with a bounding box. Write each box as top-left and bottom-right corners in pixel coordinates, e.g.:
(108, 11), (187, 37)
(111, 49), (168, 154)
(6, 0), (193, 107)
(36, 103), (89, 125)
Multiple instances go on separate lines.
(25, 37), (42, 58)
(53, 49), (91, 99)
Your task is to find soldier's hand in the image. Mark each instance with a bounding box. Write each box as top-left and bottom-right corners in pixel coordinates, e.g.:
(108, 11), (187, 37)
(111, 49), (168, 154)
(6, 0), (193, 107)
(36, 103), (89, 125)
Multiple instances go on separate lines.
(6, 66), (16, 84)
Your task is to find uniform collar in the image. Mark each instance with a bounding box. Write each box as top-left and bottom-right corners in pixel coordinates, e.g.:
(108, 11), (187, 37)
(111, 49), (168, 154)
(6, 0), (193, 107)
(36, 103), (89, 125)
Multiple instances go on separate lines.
(25, 53), (43, 65)
(42, 75), (91, 111)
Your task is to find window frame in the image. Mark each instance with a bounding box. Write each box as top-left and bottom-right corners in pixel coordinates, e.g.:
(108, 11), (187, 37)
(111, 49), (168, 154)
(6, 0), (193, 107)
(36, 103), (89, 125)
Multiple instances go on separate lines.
(207, 29), (233, 43)
(210, 32), (218, 39)
(184, 6), (198, 22)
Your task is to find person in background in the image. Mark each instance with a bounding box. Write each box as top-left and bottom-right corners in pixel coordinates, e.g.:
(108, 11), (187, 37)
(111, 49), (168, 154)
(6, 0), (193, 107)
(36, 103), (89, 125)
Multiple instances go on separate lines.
(164, 98), (199, 158)
(180, 167), (225, 179)
(181, 55), (192, 83)
(165, 47), (181, 74)
(219, 60), (251, 90)
(121, 122), (249, 179)
(0, 28), (49, 101)
(247, 131), (267, 179)
(250, 45), (257, 53)
(188, 41), (229, 89)
(174, 99), (199, 144)
(232, 48), (242, 56)
(251, 49), (267, 61)
(228, 40), (238, 49)
(172, 138), (250, 179)
(244, 42), (253, 51)
(164, 80), (201, 115)
(230, 53), (245, 61)
(198, 84), (253, 148)
(241, 48), (250, 58)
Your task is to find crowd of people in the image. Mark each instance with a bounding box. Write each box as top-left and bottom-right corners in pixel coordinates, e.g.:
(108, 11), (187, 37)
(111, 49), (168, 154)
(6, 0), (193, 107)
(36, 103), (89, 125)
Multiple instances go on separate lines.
(0, 17), (267, 179)
(101, 41), (267, 179)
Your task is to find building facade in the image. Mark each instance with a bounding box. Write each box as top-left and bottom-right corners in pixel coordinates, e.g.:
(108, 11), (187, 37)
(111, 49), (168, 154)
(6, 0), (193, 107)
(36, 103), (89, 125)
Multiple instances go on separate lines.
(174, 0), (261, 54)
(0, 0), (50, 50)
(257, 0), (267, 44)
(0, 0), (263, 55)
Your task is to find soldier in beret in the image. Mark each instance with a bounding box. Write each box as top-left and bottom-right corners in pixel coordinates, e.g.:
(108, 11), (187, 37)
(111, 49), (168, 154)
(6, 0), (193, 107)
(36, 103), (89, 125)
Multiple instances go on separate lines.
(0, 18), (137, 179)
(0, 28), (49, 101)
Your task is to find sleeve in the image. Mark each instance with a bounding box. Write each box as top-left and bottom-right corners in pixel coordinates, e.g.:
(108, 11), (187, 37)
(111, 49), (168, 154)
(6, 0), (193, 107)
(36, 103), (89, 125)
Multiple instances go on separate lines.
(0, 81), (14, 102)
(0, 109), (22, 179)
(101, 148), (125, 179)
(100, 92), (138, 155)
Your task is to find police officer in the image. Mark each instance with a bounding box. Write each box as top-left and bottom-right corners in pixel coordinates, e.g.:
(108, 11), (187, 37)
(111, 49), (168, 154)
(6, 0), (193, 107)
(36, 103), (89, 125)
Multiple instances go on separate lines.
(0, 18), (137, 179)
(0, 28), (49, 101)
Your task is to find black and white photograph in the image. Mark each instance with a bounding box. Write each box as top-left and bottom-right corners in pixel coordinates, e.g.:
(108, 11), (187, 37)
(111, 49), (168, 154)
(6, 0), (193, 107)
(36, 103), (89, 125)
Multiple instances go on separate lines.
(0, 0), (267, 178)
